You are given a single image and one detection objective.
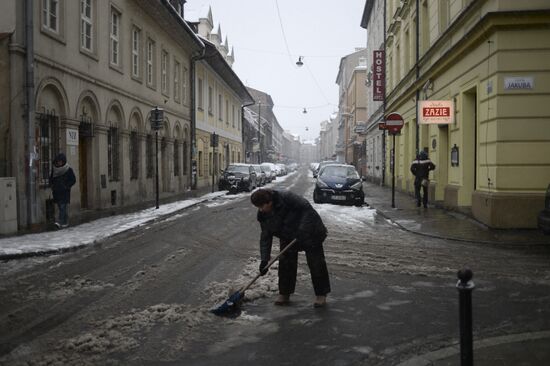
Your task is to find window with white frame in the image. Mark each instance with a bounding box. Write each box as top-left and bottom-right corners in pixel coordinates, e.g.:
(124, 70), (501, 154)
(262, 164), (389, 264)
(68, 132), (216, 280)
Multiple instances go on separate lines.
(131, 26), (141, 78)
(218, 94), (223, 120)
(80, 0), (93, 51)
(42, 0), (59, 33)
(232, 105), (236, 128)
(146, 38), (155, 86)
(182, 67), (188, 103)
(110, 8), (120, 66)
(208, 86), (213, 114)
(225, 99), (229, 125)
(174, 60), (181, 102)
(161, 50), (169, 94)
(198, 78), (204, 109)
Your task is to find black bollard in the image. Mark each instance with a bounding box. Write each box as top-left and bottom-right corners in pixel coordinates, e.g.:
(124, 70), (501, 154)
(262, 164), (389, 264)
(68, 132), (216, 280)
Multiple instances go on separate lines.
(456, 268), (475, 366)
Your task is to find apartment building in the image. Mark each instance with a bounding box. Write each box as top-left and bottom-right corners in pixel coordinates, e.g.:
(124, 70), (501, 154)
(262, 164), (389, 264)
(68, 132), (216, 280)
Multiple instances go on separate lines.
(382, 0), (550, 228)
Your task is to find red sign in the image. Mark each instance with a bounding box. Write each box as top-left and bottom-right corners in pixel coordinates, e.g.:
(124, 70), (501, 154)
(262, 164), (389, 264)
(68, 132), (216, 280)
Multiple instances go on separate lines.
(385, 112), (404, 135)
(419, 100), (454, 124)
(373, 50), (385, 101)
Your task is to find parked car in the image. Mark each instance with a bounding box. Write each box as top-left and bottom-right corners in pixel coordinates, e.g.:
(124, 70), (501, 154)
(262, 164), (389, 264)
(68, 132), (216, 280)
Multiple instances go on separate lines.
(260, 165), (273, 183)
(218, 164), (257, 193)
(313, 164), (364, 206)
(261, 163), (277, 181)
(313, 160), (338, 178)
(276, 163), (288, 176)
(251, 164), (267, 186)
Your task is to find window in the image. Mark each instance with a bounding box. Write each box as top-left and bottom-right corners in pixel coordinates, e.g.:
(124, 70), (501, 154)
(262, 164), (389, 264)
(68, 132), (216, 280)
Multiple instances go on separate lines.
(198, 151), (203, 176)
(80, 0), (93, 51)
(182, 67), (188, 104)
(225, 99), (229, 125)
(38, 113), (59, 185)
(130, 131), (139, 180)
(173, 140), (180, 176)
(107, 127), (119, 181)
(42, 0), (59, 33)
(232, 105), (236, 128)
(110, 8), (120, 66)
(174, 60), (181, 102)
(146, 134), (153, 178)
(146, 38), (155, 86)
(131, 27), (141, 78)
(182, 140), (188, 173)
(208, 86), (213, 114)
(218, 94), (223, 120)
(161, 50), (169, 94)
(439, 0), (450, 33)
(197, 78), (204, 109)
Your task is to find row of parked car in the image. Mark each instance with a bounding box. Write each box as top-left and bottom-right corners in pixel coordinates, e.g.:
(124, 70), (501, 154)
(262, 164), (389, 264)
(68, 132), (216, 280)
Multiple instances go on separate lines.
(218, 162), (296, 193)
(310, 160), (365, 206)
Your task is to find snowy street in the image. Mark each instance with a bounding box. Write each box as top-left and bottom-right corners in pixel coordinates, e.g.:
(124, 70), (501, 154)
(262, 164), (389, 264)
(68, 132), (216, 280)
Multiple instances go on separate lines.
(1, 168), (549, 365)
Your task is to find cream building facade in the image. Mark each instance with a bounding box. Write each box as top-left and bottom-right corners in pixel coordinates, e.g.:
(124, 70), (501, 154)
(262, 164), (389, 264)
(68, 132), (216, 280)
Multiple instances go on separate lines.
(383, 0), (550, 228)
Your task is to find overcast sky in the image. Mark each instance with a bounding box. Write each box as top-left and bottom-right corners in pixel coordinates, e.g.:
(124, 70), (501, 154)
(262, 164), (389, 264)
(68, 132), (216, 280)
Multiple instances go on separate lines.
(185, 0), (367, 142)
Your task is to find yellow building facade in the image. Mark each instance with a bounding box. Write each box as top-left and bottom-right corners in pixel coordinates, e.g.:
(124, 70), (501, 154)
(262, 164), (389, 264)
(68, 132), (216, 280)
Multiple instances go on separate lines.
(384, 0), (550, 228)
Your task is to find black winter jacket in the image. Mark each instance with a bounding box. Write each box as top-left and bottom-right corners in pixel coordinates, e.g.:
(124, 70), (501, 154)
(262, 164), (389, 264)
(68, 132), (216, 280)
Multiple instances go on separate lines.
(50, 166), (76, 204)
(257, 190), (327, 261)
(410, 158), (435, 185)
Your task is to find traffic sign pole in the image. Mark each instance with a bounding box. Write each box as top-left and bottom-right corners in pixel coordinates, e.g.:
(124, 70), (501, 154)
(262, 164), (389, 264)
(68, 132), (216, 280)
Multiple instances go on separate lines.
(385, 113), (404, 209)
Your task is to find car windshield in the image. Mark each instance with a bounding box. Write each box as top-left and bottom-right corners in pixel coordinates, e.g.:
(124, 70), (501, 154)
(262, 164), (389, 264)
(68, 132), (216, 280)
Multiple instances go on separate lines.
(320, 166), (359, 179)
(226, 165), (249, 174)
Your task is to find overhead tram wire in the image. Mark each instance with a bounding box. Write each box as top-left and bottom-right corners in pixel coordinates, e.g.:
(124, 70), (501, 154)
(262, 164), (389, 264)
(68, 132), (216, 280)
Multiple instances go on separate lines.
(274, 0), (296, 67)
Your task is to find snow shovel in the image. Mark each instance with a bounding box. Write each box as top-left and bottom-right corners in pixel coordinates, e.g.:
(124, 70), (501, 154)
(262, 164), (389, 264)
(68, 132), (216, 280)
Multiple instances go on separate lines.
(210, 238), (298, 316)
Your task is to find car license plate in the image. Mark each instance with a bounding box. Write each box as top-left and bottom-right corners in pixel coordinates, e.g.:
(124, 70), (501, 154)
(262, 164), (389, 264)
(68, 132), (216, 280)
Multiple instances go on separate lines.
(331, 195), (346, 201)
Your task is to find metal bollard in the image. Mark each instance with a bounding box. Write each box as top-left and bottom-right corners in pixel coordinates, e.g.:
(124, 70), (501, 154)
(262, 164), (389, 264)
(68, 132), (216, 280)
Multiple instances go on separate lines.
(456, 268), (475, 366)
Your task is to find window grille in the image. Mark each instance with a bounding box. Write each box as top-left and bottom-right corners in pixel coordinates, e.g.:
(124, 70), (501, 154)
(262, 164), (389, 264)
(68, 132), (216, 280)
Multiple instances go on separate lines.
(80, 0), (92, 51)
(38, 112), (59, 186)
(173, 140), (180, 176)
(146, 134), (153, 178)
(130, 131), (139, 179)
(107, 126), (119, 181)
(182, 140), (188, 173)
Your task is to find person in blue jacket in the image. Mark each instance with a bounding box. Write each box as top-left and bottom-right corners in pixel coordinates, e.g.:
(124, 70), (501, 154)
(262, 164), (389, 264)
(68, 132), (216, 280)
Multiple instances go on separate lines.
(251, 188), (331, 308)
(49, 153), (76, 228)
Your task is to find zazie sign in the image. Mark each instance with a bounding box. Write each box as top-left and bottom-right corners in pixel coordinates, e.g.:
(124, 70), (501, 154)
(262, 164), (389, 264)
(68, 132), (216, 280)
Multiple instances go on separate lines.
(419, 100), (454, 124)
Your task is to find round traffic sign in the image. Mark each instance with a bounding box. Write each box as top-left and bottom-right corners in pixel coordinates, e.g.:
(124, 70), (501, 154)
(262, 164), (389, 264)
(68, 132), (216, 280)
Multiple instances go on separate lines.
(385, 112), (404, 135)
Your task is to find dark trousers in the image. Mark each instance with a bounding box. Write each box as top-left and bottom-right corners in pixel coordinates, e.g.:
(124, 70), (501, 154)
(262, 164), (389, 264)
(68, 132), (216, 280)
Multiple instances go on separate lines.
(414, 183), (428, 207)
(57, 202), (69, 225)
(278, 242), (331, 296)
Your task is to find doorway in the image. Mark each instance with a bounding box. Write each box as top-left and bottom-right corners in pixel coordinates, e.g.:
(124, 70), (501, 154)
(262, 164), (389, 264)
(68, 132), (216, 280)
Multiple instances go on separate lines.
(461, 88), (478, 206)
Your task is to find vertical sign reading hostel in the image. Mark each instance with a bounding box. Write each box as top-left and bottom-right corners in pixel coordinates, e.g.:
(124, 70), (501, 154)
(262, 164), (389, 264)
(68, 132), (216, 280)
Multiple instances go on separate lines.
(373, 50), (385, 101)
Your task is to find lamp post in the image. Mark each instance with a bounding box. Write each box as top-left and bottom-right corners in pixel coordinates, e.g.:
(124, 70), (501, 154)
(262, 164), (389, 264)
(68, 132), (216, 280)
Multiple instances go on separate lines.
(150, 106), (164, 209)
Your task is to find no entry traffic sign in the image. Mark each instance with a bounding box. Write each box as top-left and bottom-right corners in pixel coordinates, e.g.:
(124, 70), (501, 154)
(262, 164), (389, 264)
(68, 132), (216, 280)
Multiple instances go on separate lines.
(385, 112), (404, 135)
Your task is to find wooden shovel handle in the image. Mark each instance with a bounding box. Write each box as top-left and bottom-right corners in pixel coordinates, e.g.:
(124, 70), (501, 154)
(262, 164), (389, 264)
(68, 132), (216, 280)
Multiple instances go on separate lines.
(240, 238), (298, 293)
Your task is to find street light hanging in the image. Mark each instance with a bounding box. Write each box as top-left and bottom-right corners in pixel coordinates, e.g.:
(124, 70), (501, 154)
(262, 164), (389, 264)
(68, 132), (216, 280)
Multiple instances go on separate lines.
(296, 56), (304, 67)
(302, 107), (307, 114)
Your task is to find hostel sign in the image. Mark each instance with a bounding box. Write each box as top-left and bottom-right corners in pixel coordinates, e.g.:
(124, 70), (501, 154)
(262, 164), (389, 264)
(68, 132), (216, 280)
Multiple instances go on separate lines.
(419, 100), (454, 124)
(372, 50), (385, 101)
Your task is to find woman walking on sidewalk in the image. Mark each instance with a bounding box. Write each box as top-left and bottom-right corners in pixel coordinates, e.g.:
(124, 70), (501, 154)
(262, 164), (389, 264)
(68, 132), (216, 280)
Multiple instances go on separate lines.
(410, 151), (436, 208)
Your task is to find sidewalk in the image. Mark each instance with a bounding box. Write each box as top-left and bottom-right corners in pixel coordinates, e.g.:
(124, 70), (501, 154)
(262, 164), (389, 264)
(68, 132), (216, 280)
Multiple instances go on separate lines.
(363, 181), (550, 366)
(363, 181), (550, 246)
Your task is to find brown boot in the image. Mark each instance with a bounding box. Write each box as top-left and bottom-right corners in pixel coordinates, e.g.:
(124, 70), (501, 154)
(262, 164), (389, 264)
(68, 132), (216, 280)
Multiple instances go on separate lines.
(313, 295), (327, 308)
(274, 294), (290, 306)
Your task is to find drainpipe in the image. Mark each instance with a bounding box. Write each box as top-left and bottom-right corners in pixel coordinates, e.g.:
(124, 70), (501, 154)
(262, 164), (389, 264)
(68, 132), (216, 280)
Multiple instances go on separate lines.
(415, 0), (420, 155)
(190, 48), (205, 190)
(382, 0), (387, 186)
(25, 0), (37, 227)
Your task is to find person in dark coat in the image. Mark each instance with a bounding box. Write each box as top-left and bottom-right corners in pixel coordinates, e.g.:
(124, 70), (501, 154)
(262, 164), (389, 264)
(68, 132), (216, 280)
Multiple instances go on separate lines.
(410, 150), (436, 208)
(49, 153), (76, 228)
(251, 188), (331, 308)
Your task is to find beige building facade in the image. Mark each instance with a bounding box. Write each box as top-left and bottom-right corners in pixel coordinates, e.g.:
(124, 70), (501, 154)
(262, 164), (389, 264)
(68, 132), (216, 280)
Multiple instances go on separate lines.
(383, 0), (550, 228)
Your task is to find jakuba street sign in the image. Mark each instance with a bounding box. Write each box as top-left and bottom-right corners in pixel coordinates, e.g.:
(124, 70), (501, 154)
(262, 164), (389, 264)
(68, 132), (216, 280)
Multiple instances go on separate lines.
(385, 112), (404, 135)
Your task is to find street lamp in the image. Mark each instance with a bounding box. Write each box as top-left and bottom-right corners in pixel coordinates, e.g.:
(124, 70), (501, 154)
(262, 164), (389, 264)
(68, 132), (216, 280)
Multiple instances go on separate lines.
(150, 106), (164, 209)
(296, 56), (304, 67)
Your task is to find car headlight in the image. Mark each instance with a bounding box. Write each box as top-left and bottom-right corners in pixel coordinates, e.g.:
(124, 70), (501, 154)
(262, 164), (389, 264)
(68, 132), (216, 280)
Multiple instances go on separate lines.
(316, 178), (328, 188)
(351, 181), (363, 190)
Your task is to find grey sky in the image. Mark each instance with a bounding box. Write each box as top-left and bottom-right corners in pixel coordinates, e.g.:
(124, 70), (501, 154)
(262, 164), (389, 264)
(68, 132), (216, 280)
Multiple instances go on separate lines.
(185, 0), (367, 142)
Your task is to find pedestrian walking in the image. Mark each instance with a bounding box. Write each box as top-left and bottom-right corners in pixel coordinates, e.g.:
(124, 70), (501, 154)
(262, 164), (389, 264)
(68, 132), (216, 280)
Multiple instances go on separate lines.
(410, 151), (436, 208)
(251, 188), (331, 308)
(49, 153), (76, 229)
